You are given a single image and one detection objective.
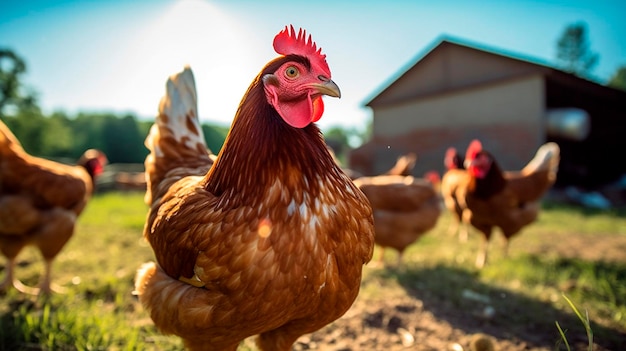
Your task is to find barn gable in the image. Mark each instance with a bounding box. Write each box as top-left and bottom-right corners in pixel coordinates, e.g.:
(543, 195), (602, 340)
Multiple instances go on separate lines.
(353, 36), (626, 192)
(365, 37), (552, 108)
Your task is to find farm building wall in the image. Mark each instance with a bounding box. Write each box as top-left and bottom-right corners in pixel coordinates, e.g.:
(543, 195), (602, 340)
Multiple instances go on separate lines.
(351, 75), (546, 177)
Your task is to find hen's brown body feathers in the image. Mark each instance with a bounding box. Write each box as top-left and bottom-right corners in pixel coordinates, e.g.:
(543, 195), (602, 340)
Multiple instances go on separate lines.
(0, 120), (105, 294)
(135, 62), (373, 350)
(354, 175), (440, 265)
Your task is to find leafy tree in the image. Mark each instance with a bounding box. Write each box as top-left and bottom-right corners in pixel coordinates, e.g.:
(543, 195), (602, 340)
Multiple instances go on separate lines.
(72, 113), (110, 158)
(100, 114), (148, 163)
(325, 126), (350, 153)
(202, 124), (228, 154)
(556, 22), (598, 77)
(0, 48), (38, 116)
(608, 66), (626, 91)
(1, 111), (47, 155)
(41, 112), (73, 157)
(323, 125), (368, 165)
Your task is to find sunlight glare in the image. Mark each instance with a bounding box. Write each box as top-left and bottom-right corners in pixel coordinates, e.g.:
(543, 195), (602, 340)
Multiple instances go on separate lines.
(258, 218), (273, 238)
(118, 0), (262, 123)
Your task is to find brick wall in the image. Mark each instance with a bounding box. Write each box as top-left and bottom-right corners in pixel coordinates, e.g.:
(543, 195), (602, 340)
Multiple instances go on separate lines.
(349, 122), (541, 178)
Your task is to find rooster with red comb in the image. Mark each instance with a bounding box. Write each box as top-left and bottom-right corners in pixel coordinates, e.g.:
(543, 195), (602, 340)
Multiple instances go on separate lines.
(134, 25), (374, 350)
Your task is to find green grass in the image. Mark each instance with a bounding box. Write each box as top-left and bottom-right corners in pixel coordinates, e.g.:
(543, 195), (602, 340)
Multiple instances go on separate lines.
(1, 192), (625, 350)
(556, 294), (593, 351)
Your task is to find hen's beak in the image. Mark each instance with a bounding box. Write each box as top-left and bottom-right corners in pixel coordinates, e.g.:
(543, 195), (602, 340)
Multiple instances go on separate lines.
(309, 79), (341, 98)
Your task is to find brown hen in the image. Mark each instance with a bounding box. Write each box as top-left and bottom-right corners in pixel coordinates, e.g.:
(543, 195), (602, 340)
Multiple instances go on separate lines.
(0, 120), (107, 295)
(458, 140), (560, 268)
(353, 175), (441, 266)
(133, 25), (374, 351)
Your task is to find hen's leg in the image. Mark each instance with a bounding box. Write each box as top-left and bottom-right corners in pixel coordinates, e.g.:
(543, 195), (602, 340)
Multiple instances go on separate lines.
(458, 219), (470, 242)
(39, 260), (53, 294)
(475, 240), (487, 269)
(475, 231), (492, 269)
(33, 209), (75, 295)
(0, 257), (16, 292)
(446, 218), (459, 237)
(0, 257), (40, 295)
(396, 250), (404, 267)
(37, 259), (67, 295)
(378, 247), (386, 264)
(502, 237), (510, 257)
(0, 240), (27, 293)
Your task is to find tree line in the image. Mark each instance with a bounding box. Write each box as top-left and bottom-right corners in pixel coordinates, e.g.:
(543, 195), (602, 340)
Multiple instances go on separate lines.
(1, 110), (230, 165)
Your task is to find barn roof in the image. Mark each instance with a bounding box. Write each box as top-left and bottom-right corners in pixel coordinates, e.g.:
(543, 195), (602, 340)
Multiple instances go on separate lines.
(363, 35), (622, 107)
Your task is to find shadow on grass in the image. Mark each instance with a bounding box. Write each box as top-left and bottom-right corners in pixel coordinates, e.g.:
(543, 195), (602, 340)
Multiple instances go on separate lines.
(372, 261), (626, 351)
(0, 296), (41, 351)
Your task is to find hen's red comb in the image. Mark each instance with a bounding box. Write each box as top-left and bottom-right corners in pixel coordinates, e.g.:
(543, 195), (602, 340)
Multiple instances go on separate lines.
(465, 140), (483, 160)
(445, 147), (457, 159)
(444, 147), (458, 169)
(273, 25), (331, 77)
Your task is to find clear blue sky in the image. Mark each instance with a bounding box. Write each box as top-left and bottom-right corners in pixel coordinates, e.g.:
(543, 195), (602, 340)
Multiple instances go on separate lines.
(1, 0), (624, 132)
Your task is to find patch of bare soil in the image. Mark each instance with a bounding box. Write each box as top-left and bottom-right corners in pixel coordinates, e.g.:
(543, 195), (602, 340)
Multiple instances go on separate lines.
(296, 287), (624, 351)
(296, 293), (499, 351)
(521, 232), (626, 263)
(292, 233), (626, 351)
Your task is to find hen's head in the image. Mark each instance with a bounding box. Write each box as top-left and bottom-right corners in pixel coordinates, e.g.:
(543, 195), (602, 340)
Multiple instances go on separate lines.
(424, 170), (441, 185)
(78, 149), (108, 179)
(262, 25), (340, 128)
(464, 140), (492, 179)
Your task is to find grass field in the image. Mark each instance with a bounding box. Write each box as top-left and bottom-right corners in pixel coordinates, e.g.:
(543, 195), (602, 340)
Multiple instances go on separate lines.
(0, 192), (625, 350)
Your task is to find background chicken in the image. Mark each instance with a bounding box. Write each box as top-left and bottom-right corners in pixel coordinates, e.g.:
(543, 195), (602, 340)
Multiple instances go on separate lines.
(353, 175), (441, 266)
(457, 140), (560, 268)
(134, 26), (375, 351)
(0, 120), (107, 295)
(440, 147), (470, 241)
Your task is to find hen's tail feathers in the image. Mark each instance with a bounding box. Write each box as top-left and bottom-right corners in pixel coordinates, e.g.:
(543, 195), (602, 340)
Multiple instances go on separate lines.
(521, 142), (560, 181)
(0, 120), (24, 153)
(384, 153), (417, 176)
(144, 66), (214, 205)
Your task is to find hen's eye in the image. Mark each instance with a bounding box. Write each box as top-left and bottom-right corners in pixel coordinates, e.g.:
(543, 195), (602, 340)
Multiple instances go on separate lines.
(285, 66), (299, 79)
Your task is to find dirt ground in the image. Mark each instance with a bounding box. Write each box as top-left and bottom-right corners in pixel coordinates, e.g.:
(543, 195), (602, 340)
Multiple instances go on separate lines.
(288, 232), (626, 351)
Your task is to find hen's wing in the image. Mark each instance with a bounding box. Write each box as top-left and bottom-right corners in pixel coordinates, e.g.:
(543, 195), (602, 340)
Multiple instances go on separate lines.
(0, 195), (40, 235)
(0, 121), (92, 212)
(354, 175), (435, 211)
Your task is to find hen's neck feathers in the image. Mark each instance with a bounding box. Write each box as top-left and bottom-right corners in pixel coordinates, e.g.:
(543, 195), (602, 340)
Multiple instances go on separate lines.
(202, 57), (338, 202)
(470, 153), (507, 199)
(78, 158), (99, 183)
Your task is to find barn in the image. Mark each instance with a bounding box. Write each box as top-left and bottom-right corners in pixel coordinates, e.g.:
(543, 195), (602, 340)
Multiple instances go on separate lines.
(351, 36), (626, 191)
